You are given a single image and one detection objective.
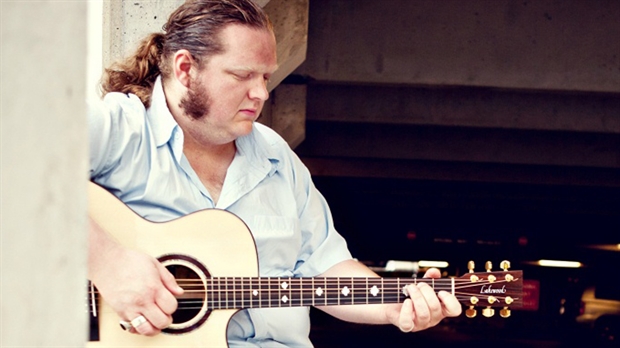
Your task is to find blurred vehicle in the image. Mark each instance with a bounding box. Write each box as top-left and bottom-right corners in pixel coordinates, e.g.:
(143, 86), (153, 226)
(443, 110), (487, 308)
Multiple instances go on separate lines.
(575, 284), (620, 345)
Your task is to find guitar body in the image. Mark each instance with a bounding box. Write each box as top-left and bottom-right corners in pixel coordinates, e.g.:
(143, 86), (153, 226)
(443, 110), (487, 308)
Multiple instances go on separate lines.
(87, 183), (258, 347)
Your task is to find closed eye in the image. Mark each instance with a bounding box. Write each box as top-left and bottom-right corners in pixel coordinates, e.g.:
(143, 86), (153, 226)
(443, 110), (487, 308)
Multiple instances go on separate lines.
(233, 72), (252, 80)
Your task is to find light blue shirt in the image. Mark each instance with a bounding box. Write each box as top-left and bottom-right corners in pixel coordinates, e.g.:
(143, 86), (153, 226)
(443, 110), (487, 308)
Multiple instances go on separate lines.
(88, 77), (352, 347)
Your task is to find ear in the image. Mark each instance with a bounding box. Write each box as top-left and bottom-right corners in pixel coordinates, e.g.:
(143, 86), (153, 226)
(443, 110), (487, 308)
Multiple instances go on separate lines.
(172, 49), (195, 88)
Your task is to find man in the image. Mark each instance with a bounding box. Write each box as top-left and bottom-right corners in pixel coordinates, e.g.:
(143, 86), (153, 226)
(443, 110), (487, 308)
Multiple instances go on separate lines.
(88, 0), (462, 346)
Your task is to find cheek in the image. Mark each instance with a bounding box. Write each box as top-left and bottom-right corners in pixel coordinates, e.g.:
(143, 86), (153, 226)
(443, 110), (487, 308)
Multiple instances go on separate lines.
(210, 85), (248, 109)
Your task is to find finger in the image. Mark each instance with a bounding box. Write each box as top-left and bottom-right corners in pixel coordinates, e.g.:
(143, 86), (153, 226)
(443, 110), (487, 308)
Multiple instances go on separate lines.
(141, 304), (173, 331)
(158, 262), (184, 296)
(154, 287), (179, 318)
(407, 284), (430, 330)
(416, 283), (443, 325)
(398, 298), (415, 332)
(422, 267), (441, 279)
(154, 288), (179, 318)
(437, 290), (463, 317)
(408, 282), (445, 330)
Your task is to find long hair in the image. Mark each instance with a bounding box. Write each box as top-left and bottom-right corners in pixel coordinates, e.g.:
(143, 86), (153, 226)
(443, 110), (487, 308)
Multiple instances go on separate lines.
(100, 0), (273, 107)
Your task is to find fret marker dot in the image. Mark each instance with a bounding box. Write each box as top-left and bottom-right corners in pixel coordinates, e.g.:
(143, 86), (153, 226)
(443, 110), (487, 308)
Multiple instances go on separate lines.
(341, 286), (350, 296)
(370, 285), (380, 297)
(316, 287), (324, 296)
(281, 295), (289, 303)
(281, 282), (289, 290)
(253, 290), (258, 296)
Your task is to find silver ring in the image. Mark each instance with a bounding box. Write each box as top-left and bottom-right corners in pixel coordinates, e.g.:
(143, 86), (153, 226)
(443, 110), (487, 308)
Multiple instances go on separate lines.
(119, 320), (132, 331)
(130, 315), (148, 328)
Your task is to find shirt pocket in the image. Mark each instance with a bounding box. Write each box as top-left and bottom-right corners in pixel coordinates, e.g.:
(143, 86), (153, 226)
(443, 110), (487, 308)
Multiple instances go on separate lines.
(251, 215), (301, 274)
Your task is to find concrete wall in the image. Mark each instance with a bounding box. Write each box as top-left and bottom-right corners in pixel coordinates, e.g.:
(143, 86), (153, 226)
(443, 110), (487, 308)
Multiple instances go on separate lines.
(1, 1), (89, 346)
(297, 0), (620, 93)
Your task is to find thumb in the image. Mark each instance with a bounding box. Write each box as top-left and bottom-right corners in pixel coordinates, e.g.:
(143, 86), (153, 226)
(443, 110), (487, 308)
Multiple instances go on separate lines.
(157, 262), (185, 295)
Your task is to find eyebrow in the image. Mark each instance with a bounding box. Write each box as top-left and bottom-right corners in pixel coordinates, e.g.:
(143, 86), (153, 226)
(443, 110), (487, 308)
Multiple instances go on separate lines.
(231, 64), (280, 74)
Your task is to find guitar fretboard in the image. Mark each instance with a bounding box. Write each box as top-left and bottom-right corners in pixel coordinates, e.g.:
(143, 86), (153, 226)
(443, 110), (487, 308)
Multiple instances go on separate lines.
(179, 277), (455, 309)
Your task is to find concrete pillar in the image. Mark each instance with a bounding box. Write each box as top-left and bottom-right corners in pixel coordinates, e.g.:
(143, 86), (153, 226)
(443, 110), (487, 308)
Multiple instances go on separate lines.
(1, 1), (89, 346)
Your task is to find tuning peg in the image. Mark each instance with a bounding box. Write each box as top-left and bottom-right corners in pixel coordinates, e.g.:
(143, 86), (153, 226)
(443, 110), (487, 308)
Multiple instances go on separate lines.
(468, 261), (475, 273)
(500, 307), (511, 318)
(500, 260), (511, 271)
(466, 306), (477, 318)
(482, 307), (495, 318)
(485, 261), (492, 272)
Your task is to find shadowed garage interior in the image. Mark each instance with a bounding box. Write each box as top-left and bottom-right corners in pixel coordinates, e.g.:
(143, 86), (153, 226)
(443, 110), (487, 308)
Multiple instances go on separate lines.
(264, 0), (620, 346)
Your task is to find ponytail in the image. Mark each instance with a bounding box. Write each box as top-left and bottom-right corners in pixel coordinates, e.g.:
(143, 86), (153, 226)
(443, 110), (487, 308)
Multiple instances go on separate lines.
(100, 33), (165, 108)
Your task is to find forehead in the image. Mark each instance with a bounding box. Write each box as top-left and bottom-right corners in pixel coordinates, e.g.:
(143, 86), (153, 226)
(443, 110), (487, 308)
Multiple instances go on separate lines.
(212, 24), (278, 73)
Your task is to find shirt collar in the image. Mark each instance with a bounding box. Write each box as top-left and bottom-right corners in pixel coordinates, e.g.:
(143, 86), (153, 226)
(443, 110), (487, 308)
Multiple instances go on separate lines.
(148, 76), (179, 148)
(236, 123), (281, 177)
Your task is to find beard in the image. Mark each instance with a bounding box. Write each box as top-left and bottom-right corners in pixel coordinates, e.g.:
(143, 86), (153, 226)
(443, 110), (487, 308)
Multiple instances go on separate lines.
(179, 78), (211, 120)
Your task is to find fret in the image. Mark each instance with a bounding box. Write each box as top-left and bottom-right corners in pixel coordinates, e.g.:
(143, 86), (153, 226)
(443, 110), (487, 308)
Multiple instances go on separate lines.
(217, 277), (223, 310)
(381, 277), (385, 304)
(310, 277), (315, 306)
(338, 277), (352, 305)
(241, 277), (248, 309)
(320, 277), (328, 306)
(290, 278), (302, 307)
(351, 278), (365, 305)
(303, 278), (315, 306)
(263, 277), (270, 308)
(276, 277), (282, 307)
(366, 278), (383, 305)
(248, 277), (260, 308)
(227, 277), (233, 308)
(226, 277), (231, 309)
(451, 277), (455, 295)
(270, 278), (279, 307)
(232, 277), (236, 309)
(206, 277), (212, 310)
(323, 277), (336, 306)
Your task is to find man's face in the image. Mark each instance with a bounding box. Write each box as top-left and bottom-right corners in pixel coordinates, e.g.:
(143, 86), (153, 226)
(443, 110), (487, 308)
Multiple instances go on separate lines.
(180, 24), (278, 145)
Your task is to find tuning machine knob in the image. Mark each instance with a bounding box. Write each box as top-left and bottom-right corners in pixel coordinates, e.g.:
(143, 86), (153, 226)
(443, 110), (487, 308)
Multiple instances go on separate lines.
(482, 307), (495, 318)
(500, 307), (511, 318)
(485, 261), (492, 271)
(466, 306), (477, 318)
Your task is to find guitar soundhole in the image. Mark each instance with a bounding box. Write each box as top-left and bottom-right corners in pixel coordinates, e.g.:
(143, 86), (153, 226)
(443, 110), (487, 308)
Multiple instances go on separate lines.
(159, 254), (211, 335)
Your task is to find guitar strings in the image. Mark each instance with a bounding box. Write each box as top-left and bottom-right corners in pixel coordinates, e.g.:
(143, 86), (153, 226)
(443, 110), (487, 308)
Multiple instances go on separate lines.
(87, 277), (520, 314)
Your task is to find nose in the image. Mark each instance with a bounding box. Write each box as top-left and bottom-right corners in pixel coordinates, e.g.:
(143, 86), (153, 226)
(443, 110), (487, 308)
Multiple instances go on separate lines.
(248, 78), (270, 101)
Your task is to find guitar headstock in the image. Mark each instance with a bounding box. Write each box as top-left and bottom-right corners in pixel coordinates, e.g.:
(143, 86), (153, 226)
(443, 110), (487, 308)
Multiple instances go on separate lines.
(454, 260), (523, 318)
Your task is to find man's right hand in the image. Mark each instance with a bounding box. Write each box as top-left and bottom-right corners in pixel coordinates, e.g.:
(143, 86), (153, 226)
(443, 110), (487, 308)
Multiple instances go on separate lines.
(88, 217), (184, 336)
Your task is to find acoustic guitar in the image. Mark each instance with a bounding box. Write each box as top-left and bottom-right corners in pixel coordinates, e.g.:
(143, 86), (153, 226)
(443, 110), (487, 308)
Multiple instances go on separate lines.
(86, 182), (523, 347)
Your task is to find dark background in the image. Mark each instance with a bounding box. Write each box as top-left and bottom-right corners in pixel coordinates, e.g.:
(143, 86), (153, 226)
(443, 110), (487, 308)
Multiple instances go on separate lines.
(285, 0), (620, 346)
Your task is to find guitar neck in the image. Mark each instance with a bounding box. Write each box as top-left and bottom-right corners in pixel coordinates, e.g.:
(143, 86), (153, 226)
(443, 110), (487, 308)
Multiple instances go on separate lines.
(178, 274), (522, 310)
